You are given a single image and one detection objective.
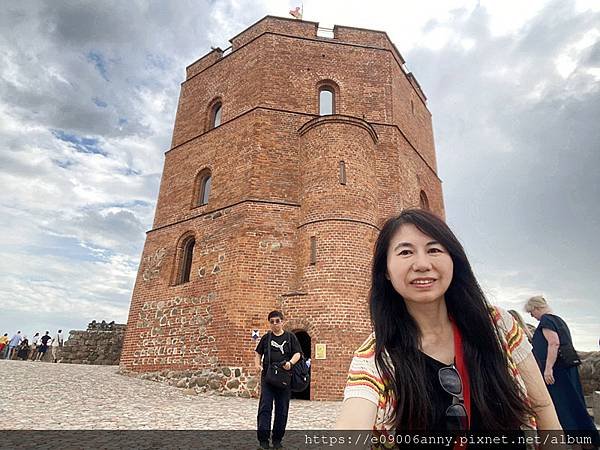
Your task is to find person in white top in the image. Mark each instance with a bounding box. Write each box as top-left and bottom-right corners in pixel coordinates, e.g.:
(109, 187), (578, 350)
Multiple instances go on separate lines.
(29, 332), (40, 361)
(51, 329), (64, 363)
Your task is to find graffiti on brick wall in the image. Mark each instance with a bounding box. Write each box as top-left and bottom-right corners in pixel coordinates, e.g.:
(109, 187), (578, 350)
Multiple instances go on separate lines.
(259, 239), (283, 252)
(142, 248), (167, 282)
(133, 294), (217, 366)
(198, 252), (225, 278)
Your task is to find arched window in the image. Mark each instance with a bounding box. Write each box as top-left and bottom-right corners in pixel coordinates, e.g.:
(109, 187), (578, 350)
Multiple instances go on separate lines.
(319, 86), (335, 116)
(195, 170), (212, 206)
(419, 190), (430, 210)
(211, 101), (222, 129)
(178, 237), (195, 284)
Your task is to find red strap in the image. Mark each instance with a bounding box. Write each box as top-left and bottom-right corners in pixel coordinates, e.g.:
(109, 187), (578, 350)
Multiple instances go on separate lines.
(451, 318), (471, 450)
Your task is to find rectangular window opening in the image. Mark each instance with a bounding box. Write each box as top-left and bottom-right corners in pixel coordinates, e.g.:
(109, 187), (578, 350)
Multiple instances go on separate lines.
(339, 161), (346, 185)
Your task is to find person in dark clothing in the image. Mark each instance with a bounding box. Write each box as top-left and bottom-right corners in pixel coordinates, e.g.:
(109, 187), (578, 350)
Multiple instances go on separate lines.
(36, 331), (51, 361)
(526, 295), (599, 449)
(254, 311), (301, 450)
(16, 337), (30, 360)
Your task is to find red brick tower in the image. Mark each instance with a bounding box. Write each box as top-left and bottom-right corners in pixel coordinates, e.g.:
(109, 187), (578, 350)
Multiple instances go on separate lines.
(121, 16), (444, 400)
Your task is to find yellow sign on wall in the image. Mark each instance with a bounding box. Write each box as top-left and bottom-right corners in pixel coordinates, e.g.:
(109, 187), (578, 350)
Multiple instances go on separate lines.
(315, 343), (326, 360)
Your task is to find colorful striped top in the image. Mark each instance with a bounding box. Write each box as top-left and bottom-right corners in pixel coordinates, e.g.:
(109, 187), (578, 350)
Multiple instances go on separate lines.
(343, 306), (537, 433)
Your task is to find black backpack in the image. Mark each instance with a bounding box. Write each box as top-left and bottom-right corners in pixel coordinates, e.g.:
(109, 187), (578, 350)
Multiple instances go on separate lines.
(291, 352), (311, 392)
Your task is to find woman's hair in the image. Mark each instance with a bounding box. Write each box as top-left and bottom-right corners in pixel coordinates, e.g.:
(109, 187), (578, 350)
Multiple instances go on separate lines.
(369, 208), (533, 430)
(508, 309), (534, 340)
(524, 295), (548, 313)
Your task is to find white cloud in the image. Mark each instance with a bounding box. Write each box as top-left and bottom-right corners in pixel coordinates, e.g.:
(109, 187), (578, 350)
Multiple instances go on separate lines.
(480, 0), (548, 36)
(555, 28), (600, 78)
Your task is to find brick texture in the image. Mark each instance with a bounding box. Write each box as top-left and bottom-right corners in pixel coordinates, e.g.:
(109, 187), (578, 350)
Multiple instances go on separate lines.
(121, 16), (445, 401)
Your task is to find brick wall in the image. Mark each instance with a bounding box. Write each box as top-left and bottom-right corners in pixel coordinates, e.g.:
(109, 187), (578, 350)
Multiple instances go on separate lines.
(122, 15), (445, 400)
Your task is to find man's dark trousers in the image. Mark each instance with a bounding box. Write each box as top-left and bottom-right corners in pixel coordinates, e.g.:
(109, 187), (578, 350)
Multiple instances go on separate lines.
(257, 376), (291, 445)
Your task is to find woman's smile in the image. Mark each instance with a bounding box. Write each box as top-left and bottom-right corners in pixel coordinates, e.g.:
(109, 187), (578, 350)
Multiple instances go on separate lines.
(409, 277), (437, 288)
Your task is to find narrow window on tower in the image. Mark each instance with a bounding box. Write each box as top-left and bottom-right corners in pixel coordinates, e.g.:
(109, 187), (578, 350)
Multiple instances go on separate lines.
(411, 99), (415, 115)
(310, 236), (317, 265)
(211, 101), (222, 129)
(419, 190), (430, 210)
(178, 236), (195, 284)
(319, 87), (335, 116)
(339, 161), (346, 185)
(194, 169), (212, 206)
(200, 174), (211, 205)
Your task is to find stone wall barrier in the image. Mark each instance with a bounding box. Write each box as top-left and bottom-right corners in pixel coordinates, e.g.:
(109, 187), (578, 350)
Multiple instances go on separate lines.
(59, 323), (126, 365)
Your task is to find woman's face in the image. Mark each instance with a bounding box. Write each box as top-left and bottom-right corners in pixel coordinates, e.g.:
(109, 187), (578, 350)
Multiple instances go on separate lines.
(386, 223), (454, 306)
(528, 307), (543, 321)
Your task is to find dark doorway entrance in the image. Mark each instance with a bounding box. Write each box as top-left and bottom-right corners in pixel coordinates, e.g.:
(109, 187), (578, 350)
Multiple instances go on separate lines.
(291, 330), (311, 400)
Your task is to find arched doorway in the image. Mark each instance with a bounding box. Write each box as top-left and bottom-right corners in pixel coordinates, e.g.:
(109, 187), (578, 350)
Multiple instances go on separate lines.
(291, 330), (311, 400)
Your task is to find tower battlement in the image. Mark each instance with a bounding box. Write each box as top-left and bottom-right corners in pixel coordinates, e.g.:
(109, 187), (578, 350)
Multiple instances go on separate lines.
(186, 16), (426, 102)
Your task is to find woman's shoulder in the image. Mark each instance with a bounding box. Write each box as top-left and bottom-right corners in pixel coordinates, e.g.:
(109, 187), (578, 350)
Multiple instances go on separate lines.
(347, 332), (386, 393)
(543, 313), (562, 322)
(488, 305), (522, 336)
(351, 333), (395, 375)
(488, 305), (511, 326)
(354, 332), (376, 358)
(539, 313), (561, 329)
(489, 305), (533, 360)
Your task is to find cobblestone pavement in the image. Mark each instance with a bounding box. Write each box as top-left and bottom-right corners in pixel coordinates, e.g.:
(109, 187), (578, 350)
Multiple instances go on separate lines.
(0, 360), (341, 430)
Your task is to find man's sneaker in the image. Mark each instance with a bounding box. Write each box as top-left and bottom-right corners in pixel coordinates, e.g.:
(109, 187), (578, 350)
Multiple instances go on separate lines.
(258, 441), (269, 449)
(272, 442), (283, 449)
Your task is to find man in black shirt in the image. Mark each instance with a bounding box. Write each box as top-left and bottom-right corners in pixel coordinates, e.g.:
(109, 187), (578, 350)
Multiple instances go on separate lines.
(36, 331), (51, 361)
(254, 311), (301, 450)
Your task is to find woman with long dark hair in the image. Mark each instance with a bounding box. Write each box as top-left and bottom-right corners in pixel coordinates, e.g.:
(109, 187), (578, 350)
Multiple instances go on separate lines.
(336, 209), (561, 447)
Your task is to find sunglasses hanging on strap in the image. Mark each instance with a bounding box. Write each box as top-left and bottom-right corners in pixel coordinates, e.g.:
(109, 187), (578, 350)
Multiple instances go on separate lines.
(438, 364), (467, 432)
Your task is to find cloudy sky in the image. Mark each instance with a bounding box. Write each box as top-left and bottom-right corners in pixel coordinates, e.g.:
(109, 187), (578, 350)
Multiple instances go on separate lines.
(1, 0), (598, 350)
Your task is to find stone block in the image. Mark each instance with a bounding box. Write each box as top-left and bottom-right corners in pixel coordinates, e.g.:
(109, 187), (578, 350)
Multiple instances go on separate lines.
(208, 379), (221, 390)
(226, 379), (240, 389)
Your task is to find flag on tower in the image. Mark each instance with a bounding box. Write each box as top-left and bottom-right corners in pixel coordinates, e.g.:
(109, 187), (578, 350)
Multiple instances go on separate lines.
(289, 6), (303, 20)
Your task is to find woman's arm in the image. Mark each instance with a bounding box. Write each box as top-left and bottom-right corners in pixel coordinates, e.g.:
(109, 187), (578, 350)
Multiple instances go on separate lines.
(517, 353), (564, 449)
(334, 397), (378, 429)
(542, 328), (560, 385)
